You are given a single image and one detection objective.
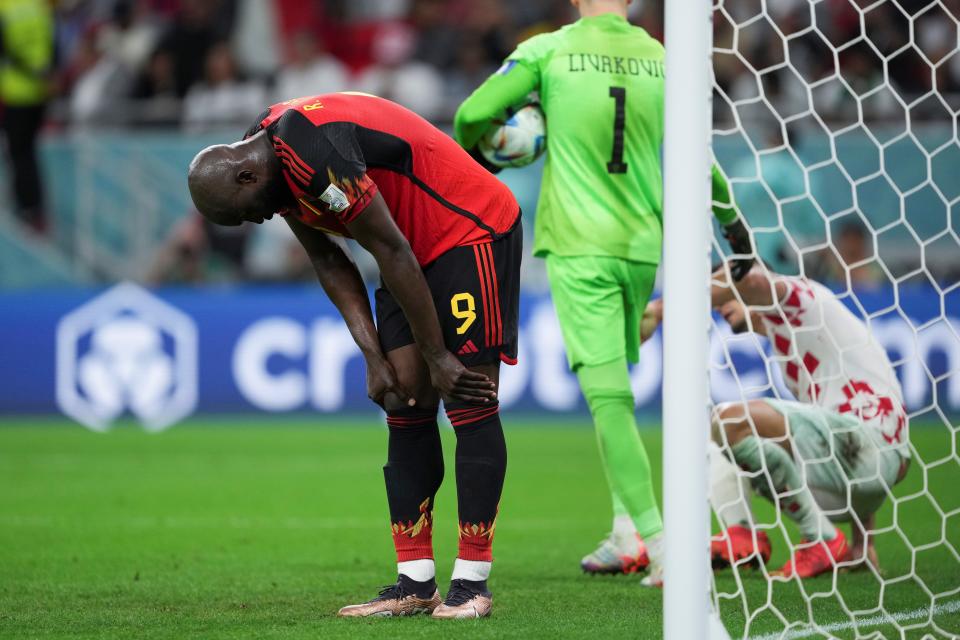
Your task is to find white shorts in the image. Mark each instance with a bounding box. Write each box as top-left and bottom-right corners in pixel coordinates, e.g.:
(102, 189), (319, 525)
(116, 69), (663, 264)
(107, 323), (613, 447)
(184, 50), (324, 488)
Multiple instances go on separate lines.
(764, 399), (907, 522)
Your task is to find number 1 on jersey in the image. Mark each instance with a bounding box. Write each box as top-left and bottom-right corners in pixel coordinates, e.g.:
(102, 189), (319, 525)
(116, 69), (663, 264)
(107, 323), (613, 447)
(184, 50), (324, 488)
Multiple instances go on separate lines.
(607, 87), (628, 174)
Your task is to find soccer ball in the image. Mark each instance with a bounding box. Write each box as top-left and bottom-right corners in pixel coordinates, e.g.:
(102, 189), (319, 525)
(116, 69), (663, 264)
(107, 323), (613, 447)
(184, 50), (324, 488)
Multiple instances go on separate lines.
(479, 104), (547, 169)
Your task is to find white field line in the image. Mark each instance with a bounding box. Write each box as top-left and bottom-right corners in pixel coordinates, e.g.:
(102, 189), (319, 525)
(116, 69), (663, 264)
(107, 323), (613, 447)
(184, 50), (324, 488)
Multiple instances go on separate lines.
(748, 599), (960, 640)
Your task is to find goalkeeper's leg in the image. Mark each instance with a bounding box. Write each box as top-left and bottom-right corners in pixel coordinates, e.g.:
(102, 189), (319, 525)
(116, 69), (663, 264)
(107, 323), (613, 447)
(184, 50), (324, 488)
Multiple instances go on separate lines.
(579, 359), (663, 540)
(546, 254), (661, 576)
(579, 358), (663, 567)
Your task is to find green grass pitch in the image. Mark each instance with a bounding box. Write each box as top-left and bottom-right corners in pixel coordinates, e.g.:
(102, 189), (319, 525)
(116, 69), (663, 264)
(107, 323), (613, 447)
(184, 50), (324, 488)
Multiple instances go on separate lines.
(0, 418), (958, 639)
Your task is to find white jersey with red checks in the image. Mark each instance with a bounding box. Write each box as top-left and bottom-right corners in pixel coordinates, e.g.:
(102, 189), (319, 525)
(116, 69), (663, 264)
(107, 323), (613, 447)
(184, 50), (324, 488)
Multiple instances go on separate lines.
(757, 277), (909, 454)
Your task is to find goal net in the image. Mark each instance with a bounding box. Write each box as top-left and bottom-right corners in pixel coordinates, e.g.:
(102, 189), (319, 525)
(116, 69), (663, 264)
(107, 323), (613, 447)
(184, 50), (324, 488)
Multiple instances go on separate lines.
(705, 1), (960, 638)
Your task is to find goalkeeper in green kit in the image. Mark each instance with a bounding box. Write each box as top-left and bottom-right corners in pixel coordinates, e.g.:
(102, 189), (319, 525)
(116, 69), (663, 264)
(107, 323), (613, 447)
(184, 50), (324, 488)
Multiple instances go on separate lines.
(455, 0), (752, 585)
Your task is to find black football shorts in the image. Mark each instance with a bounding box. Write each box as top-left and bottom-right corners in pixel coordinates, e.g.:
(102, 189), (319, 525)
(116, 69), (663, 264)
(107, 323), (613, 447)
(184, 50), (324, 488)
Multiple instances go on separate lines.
(375, 222), (522, 367)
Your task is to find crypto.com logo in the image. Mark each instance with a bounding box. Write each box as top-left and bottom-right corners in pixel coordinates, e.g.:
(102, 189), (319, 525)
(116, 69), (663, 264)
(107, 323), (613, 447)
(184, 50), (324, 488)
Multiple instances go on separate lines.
(56, 283), (198, 432)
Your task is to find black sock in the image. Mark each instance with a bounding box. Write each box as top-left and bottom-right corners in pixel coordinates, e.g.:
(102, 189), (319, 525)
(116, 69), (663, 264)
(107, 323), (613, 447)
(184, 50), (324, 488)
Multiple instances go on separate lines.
(445, 401), (507, 563)
(384, 407), (443, 564)
(398, 573), (437, 598)
(451, 578), (490, 594)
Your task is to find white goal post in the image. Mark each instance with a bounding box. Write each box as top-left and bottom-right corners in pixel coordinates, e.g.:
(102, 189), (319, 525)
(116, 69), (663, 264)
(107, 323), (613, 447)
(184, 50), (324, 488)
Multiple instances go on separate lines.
(663, 0), (960, 638)
(662, 1), (716, 638)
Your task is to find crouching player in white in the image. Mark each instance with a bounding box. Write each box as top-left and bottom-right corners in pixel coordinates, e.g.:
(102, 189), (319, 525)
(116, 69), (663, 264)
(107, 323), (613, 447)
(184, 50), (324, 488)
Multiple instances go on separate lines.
(645, 264), (910, 579)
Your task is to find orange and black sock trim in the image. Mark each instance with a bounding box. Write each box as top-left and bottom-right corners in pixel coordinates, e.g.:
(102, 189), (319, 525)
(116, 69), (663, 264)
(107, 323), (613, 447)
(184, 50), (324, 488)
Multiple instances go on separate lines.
(384, 407), (443, 562)
(445, 401), (507, 562)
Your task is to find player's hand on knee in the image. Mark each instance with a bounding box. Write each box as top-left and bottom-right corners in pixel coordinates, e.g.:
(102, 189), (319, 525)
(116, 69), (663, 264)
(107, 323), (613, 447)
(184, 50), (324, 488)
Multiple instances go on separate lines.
(365, 356), (414, 408)
(427, 351), (496, 404)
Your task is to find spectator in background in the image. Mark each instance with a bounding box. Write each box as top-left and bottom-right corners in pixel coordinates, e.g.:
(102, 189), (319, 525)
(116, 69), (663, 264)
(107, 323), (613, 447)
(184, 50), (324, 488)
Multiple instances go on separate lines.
(273, 31), (348, 104)
(243, 217), (314, 283)
(156, 0), (232, 97)
(230, 0), (281, 79)
(182, 42), (265, 132)
(130, 49), (180, 125)
(807, 220), (885, 287)
(147, 212), (251, 284)
(67, 28), (133, 126)
(356, 22), (443, 120)
(410, 0), (459, 70)
(98, 0), (160, 72)
(148, 211), (314, 284)
(64, 0), (160, 126)
(441, 36), (496, 121)
(0, 0), (53, 233)
(460, 0), (515, 69)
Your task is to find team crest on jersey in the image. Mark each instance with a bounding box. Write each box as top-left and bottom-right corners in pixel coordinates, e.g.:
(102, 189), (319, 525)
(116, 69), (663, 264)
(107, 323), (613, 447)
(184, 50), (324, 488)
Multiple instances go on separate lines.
(496, 60), (518, 76)
(320, 183), (350, 212)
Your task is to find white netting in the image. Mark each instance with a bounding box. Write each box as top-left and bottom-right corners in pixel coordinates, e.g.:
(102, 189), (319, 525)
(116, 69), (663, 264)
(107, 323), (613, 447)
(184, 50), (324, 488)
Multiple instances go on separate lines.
(708, 1), (960, 638)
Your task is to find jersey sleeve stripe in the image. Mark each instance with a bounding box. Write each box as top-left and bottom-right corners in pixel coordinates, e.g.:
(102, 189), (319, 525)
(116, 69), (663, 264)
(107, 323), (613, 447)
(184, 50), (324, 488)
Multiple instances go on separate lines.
(277, 151), (312, 185)
(275, 148), (312, 183)
(273, 137), (316, 178)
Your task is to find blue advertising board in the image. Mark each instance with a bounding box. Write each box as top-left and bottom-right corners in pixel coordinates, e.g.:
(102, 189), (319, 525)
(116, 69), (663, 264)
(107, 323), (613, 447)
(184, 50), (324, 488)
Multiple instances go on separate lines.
(0, 283), (957, 430)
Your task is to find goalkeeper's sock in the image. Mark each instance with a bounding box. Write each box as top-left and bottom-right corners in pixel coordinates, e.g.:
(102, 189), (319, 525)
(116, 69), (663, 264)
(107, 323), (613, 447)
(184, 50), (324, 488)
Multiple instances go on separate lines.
(731, 435), (836, 541)
(610, 494), (637, 549)
(708, 440), (754, 528)
(446, 401), (506, 569)
(384, 407), (444, 577)
(645, 532), (664, 566)
(579, 359), (663, 540)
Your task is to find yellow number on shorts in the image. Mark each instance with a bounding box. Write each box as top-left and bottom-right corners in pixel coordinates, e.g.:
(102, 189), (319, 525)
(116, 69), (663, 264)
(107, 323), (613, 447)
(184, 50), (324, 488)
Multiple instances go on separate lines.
(451, 293), (476, 335)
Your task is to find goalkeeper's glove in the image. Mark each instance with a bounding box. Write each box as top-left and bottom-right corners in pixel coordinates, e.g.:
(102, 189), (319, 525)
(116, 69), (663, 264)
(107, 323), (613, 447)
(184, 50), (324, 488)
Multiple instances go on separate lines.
(722, 218), (755, 281)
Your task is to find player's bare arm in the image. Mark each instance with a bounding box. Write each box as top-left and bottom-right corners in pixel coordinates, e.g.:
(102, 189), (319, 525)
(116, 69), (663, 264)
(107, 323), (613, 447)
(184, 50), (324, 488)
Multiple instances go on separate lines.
(285, 215), (413, 408)
(344, 193), (497, 404)
(710, 263), (788, 309)
(641, 266), (790, 343)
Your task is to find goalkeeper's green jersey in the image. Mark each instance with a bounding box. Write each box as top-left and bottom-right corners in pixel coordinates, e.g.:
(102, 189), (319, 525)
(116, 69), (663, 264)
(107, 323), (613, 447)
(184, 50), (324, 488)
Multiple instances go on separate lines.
(455, 13), (737, 262)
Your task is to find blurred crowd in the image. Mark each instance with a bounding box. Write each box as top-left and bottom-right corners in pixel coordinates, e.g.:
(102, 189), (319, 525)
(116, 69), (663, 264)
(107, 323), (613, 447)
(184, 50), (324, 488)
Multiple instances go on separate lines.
(31, 0), (959, 130)
(2, 0), (957, 285)
(714, 0), (960, 133)
(44, 0), (589, 129)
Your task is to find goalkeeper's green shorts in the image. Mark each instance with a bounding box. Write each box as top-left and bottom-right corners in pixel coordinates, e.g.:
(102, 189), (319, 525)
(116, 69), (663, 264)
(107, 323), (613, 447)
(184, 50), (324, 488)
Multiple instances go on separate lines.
(545, 253), (658, 371)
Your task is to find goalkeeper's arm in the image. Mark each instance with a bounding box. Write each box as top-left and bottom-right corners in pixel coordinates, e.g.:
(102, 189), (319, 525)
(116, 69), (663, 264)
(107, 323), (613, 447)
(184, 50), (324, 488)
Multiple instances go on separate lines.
(454, 61), (540, 170)
(711, 165), (754, 281)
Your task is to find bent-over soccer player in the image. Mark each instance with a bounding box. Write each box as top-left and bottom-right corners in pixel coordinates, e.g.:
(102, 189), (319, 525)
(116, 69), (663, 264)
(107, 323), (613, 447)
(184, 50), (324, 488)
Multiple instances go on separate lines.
(187, 93), (522, 619)
(644, 265), (910, 579)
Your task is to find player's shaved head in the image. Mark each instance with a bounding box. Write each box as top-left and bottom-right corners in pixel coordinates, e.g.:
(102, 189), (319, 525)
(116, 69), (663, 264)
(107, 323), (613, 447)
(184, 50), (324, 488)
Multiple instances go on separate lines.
(188, 145), (243, 225)
(187, 132), (289, 226)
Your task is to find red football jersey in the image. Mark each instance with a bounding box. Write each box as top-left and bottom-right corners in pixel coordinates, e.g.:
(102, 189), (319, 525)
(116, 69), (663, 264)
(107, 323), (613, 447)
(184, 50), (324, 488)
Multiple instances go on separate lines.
(245, 93), (520, 266)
